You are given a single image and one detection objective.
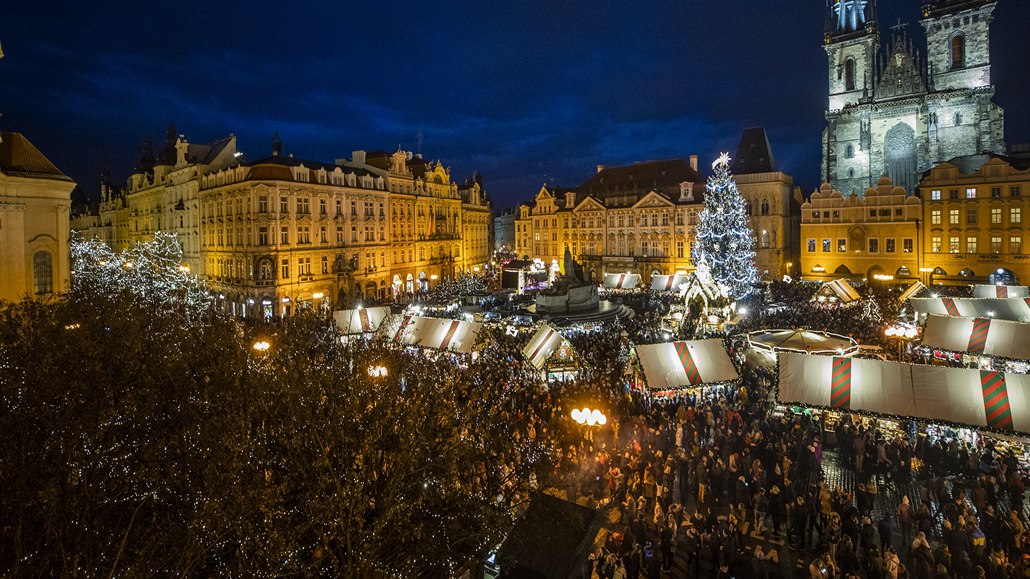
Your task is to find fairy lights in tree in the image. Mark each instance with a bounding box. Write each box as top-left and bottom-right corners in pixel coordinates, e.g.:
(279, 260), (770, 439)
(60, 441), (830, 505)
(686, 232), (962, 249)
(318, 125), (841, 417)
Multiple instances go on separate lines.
(691, 153), (758, 299)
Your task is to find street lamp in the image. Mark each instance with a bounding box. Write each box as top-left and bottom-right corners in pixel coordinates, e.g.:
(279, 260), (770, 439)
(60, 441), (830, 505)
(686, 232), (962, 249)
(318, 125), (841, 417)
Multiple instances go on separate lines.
(252, 340), (271, 352)
(884, 324), (917, 361)
(571, 407), (607, 426)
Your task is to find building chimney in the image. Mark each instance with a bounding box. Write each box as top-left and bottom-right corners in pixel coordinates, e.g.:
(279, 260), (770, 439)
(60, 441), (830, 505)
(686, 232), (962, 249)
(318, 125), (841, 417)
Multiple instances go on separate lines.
(352, 150), (366, 165)
(689, 155), (698, 172)
(565, 191), (576, 209)
(596, 164), (607, 174)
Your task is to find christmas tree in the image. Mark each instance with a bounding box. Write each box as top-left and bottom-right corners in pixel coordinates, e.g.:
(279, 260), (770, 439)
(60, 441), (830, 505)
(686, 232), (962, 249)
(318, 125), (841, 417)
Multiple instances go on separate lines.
(691, 153), (758, 299)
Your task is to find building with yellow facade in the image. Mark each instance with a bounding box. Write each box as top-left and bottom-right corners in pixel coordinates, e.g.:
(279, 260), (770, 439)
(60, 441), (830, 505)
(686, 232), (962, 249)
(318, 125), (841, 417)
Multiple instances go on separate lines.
(71, 132), (491, 317)
(800, 176), (922, 283)
(514, 128), (800, 284)
(0, 132), (76, 301)
(921, 154), (1030, 286)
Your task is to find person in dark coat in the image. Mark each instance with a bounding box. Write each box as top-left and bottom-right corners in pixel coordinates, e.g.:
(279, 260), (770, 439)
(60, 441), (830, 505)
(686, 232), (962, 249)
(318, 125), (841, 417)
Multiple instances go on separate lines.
(879, 515), (899, 554)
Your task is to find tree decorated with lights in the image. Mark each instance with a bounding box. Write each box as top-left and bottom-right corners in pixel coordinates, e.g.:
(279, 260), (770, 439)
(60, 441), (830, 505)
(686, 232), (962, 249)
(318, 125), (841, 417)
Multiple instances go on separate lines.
(691, 153), (758, 299)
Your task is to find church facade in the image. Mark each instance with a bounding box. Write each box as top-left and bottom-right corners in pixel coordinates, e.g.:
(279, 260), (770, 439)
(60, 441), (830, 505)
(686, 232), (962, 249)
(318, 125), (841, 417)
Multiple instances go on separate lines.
(821, 0), (1005, 197)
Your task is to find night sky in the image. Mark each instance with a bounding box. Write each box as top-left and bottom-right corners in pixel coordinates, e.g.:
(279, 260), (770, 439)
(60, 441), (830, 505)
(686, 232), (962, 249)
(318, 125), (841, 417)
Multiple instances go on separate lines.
(2, 1), (1028, 208)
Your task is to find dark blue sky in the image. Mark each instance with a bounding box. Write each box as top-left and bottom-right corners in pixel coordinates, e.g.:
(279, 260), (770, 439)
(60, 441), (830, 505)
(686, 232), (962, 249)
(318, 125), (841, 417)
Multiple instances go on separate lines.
(2, 1), (1028, 208)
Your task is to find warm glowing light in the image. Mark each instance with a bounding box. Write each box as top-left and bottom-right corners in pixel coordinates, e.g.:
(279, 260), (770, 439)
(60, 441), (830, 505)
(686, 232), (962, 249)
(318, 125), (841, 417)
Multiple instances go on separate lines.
(873, 274), (894, 281)
(367, 365), (389, 378)
(64, 323), (80, 330)
(178, 264), (190, 273)
(252, 340), (271, 352)
(812, 265), (825, 273)
(919, 268), (934, 273)
(312, 292), (324, 299)
(572, 407), (606, 426)
(430, 274), (439, 280)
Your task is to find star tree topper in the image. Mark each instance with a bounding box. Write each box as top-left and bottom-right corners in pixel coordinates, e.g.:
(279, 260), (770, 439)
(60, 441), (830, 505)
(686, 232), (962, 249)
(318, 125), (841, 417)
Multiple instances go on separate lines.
(712, 152), (731, 171)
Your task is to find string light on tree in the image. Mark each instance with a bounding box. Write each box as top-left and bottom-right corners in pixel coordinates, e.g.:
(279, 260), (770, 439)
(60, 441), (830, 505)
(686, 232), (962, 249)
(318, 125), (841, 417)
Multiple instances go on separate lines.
(691, 153), (758, 299)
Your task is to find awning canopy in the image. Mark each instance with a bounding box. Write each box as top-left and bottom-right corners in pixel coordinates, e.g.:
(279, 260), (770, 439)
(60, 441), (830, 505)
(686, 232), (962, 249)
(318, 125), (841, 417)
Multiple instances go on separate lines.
(778, 352), (1030, 435)
(815, 279), (860, 303)
(602, 273), (640, 289)
(973, 284), (1030, 299)
(747, 329), (859, 356)
(521, 324), (574, 370)
(920, 314), (1030, 359)
(650, 274), (690, 292)
(387, 315), (482, 354)
(909, 297), (1030, 322)
(635, 339), (739, 390)
(898, 281), (928, 302)
(332, 306), (389, 335)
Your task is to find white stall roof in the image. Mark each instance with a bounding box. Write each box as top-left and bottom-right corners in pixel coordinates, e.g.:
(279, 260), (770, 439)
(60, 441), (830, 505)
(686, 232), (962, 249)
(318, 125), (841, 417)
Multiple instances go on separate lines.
(920, 314), (1030, 359)
(635, 339), (738, 390)
(332, 306), (390, 335)
(602, 273), (640, 289)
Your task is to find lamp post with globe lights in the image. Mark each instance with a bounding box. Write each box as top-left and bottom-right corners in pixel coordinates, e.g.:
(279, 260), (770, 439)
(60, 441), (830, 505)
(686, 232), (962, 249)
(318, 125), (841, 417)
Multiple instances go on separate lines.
(571, 407), (607, 442)
(884, 324), (918, 361)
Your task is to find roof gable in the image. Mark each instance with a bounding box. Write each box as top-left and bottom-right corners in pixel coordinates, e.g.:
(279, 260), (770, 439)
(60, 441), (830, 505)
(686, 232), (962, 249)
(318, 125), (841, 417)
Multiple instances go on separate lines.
(631, 190), (675, 209)
(573, 195), (605, 212)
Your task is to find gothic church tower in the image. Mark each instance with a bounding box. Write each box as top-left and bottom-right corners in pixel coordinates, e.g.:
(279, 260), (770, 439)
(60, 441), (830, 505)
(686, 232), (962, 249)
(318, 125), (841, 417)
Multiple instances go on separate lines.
(821, 0), (1005, 197)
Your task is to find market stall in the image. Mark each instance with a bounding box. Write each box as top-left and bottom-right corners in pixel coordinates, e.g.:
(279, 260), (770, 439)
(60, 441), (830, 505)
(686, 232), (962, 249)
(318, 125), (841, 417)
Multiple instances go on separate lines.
(521, 324), (579, 381)
(332, 306), (389, 336)
(650, 274), (690, 292)
(920, 314), (1030, 359)
(973, 284), (1029, 299)
(898, 281), (928, 303)
(778, 352), (1030, 436)
(747, 328), (859, 367)
(384, 315), (483, 354)
(634, 339), (739, 395)
(602, 273), (641, 290)
(814, 279), (861, 304)
(908, 297), (1030, 323)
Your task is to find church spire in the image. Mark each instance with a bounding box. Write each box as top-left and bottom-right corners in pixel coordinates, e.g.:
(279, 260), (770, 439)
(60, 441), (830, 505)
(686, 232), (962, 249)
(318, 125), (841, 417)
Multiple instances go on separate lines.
(829, 0), (872, 34)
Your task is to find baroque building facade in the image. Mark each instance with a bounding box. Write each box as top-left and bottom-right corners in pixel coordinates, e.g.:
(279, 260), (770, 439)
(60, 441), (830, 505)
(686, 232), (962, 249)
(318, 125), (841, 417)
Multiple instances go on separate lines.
(0, 132), (76, 301)
(822, 0), (1005, 197)
(920, 153), (1030, 285)
(800, 176), (923, 283)
(71, 132), (491, 317)
(514, 129), (800, 284)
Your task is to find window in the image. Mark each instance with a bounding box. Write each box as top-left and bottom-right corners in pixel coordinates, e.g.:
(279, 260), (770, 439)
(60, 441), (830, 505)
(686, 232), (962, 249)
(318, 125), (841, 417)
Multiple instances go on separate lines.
(879, 209), (890, 217)
(955, 112), (963, 126)
(991, 236), (1002, 253)
(967, 236), (978, 253)
(869, 210), (876, 218)
(931, 209), (942, 225)
(281, 259), (290, 279)
(259, 196), (268, 213)
(837, 238), (847, 253)
(951, 34), (965, 69)
(903, 238), (914, 253)
(320, 226), (327, 243)
(297, 197), (310, 214)
(1011, 236), (1023, 255)
(845, 144), (855, 159)
(967, 210), (977, 225)
(895, 208), (903, 216)
(321, 256), (328, 274)
(259, 226), (268, 245)
(298, 226), (310, 244)
(1011, 186), (1022, 197)
(844, 58), (856, 91)
(808, 239), (816, 253)
(814, 211), (821, 219)
(280, 227), (289, 244)
(761, 200), (770, 216)
(32, 251), (52, 294)
(280, 196), (289, 213)
(761, 230), (770, 248)
(932, 236), (943, 253)
(886, 238), (896, 253)
(336, 227), (343, 244)
(868, 238), (879, 253)
(949, 209), (960, 225)
(822, 239), (831, 253)
(1011, 207), (1022, 224)
(992, 207), (1003, 224)
(991, 187), (1002, 198)
(320, 199), (327, 215)
(931, 189), (941, 201)
(949, 189), (959, 200)
(966, 188), (977, 199)
(949, 236), (960, 253)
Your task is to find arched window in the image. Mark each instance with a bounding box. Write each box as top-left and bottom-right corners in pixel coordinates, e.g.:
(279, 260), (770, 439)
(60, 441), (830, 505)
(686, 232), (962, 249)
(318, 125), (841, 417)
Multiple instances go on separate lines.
(33, 251), (53, 294)
(845, 144), (855, 159)
(761, 200), (770, 216)
(954, 112), (963, 126)
(950, 34), (965, 70)
(844, 58), (856, 91)
(848, 168), (855, 178)
(760, 230), (770, 249)
(746, 201), (753, 216)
